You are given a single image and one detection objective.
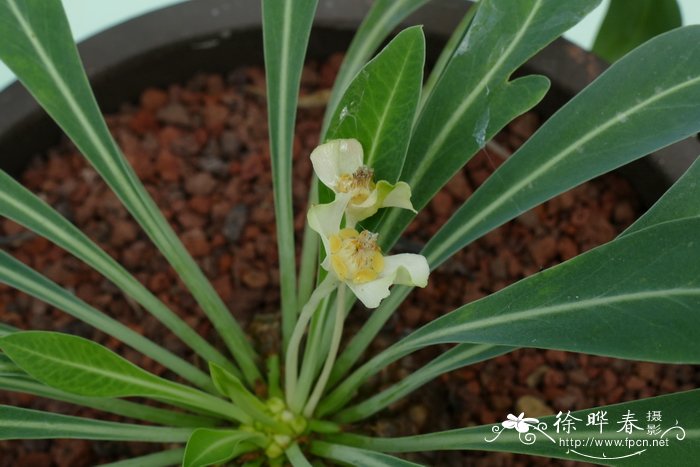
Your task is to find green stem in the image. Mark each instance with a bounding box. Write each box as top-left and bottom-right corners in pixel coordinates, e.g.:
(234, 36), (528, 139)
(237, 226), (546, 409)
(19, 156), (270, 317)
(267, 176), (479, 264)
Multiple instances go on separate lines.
(285, 276), (338, 412)
(329, 285), (407, 387)
(297, 180), (320, 309)
(303, 285), (346, 417)
(317, 340), (411, 418)
(266, 354), (283, 399)
(293, 293), (332, 410)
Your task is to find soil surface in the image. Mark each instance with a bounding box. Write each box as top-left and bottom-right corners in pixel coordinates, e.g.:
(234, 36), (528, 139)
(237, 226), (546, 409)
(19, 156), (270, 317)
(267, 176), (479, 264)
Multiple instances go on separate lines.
(0, 57), (697, 466)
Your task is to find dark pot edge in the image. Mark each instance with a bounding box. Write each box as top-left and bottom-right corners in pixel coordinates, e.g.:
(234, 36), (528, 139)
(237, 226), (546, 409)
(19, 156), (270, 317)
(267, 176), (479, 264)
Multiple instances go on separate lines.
(0, 0), (697, 204)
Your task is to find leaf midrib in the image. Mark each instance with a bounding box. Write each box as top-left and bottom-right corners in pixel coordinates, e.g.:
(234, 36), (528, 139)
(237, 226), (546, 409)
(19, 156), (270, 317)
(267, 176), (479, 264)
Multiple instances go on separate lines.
(2, 341), (169, 397)
(427, 72), (700, 265)
(409, 287), (700, 347)
(406, 0), (543, 189)
(365, 32), (419, 169)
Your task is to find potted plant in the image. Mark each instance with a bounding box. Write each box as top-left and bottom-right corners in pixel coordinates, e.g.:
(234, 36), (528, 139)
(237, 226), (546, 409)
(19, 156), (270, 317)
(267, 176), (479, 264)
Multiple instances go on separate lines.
(0, 0), (698, 465)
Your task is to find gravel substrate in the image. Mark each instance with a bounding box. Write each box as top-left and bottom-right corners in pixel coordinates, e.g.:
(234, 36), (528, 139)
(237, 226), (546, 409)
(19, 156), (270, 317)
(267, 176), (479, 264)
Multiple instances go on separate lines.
(0, 56), (697, 466)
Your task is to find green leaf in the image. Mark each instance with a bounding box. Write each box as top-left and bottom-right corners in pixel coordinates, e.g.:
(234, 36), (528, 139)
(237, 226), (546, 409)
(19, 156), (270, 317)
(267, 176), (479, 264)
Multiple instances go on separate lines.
(262, 0), (318, 350)
(594, 0), (682, 62)
(98, 448), (185, 467)
(0, 322), (16, 337)
(0, 169), (234, 376)
(0, 251), (214, 391)
(377, 0), (602, 250)
(0, 331), (250, 423)
(623, 156), (700, 236)
(330, 389), (700, 466)
(414, 220), (700, 360)
(0, 405), (192, 441)
(335, 24), (700, 388)
(334, 344), (511, 424)
(183, 428), (266, 467)
(326, 26), (426, 184)
(423, 25), (700, 270)
(209, 362), (286, 432)
(285, 443), (313, 467)
(321, 0), (431, 135)
(0, 0), (259, 384)
(320, 218), (700, 416)
(310, 441), (423, 466)
(0, 373), (217, 428)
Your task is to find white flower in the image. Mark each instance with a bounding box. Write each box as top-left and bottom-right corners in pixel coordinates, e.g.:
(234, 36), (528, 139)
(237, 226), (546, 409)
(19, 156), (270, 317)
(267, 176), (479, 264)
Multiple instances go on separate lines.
(310, 139), (415, 227)
(307, 200), (429, 309)
(502, 413), (539, 433)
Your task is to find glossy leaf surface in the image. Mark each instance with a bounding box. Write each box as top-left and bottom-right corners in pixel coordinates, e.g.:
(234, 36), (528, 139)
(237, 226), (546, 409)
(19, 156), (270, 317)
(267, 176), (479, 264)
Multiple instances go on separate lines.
(0, 373), (216, 427)
(326, 26), (425, 184)
(0, 332), (249, 423)
(262, 0), (318, 348)
(0, 405), (192, 441)
(320, 218), (700, 415)
(321, 0), (431, 134)
(377, 0), (602, 249)
(408, 218), (700, 359)
(623, 156), (700, 236)
(183, 428), (265, 467)
(424, 25), (700, 268)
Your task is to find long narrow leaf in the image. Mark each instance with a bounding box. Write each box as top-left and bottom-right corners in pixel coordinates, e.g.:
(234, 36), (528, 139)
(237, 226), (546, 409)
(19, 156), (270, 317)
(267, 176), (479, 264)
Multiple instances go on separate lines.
(423, 24), (700, 269)
(0, 331), (250, 423)
(0, 251), (213, 391)
(334, 344), (511, 424)
(377, 0), (601, 250)
(310, 441), (423, 467)
(331, 0), (599, 383)
(321, 0), (431, 135)
(98, 448), (185, 467)
(420, 3), (477, 108)
(0, 373), (217, 428)
(325, 26), (425, 184)
(262, 0), (318, 350)
(0, 405), (192, 442)
(0, 170), (235, 376)
(286, 443), (313, 467)
(183, 428), (266, 467)
(623, 156), (700, 236)
(329, 389), (700, 465)
(0, 0), (259, 384)
(320, 218), (700, 415)
(593, 0), (682, 62)
(338, 23), (700, 384)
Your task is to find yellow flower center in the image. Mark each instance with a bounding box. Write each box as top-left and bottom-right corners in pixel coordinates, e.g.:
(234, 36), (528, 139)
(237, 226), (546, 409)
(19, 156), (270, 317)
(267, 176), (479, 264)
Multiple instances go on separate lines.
(335, 166), (375, 204)
(329, 228), (385, 284)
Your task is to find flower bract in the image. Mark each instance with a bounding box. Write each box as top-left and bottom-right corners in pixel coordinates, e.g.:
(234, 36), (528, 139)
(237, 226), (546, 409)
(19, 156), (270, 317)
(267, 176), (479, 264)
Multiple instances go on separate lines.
(310, 138), (415, 227)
